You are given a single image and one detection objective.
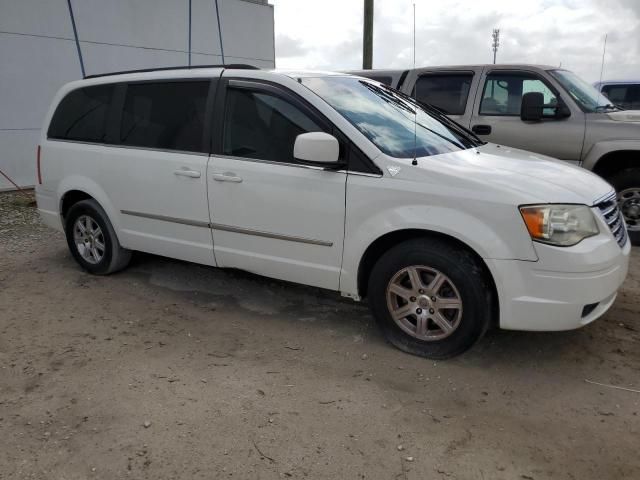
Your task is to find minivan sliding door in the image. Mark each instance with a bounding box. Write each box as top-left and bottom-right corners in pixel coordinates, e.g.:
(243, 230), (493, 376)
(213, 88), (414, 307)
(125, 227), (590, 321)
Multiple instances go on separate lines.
(105, 79), (217, 266)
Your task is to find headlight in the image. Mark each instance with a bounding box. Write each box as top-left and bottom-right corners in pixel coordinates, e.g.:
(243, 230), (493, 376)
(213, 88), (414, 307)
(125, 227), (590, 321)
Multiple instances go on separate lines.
(519, 204), (599, 246)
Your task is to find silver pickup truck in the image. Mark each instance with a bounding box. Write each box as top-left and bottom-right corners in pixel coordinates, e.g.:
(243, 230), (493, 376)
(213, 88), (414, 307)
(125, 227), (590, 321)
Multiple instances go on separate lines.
(351, 64), (640, 245)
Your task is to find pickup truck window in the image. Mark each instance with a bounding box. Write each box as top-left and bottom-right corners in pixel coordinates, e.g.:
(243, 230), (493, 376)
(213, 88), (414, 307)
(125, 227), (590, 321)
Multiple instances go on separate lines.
(480, 73), (557, 116)
(550, 69), (615, 112)
(301, 76), (476, 159)
(413, 73), (472, 115)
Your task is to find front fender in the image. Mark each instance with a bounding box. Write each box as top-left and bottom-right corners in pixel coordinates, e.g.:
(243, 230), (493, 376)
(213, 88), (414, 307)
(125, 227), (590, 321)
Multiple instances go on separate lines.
(582, 140), (640, 171)
(339, 203), (537, 296)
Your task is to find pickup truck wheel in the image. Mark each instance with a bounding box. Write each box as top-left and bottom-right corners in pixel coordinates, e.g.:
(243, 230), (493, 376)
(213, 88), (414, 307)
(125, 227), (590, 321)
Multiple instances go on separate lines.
(64, 199), (131, 275)
(367, 238), (492, 359)
(609, 168), (640, 246)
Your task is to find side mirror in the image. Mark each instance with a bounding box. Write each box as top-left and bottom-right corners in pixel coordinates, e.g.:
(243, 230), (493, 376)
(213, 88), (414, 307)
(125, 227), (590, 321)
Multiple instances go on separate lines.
(555, 99), (571, 119)
(521, 92), (544, 122)
(294, 132), (340, 165)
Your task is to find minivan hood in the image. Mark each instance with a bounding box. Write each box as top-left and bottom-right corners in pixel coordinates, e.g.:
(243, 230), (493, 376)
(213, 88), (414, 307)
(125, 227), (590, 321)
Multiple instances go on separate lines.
(606, 110), (640, 122)
(401, 143), (613, 205)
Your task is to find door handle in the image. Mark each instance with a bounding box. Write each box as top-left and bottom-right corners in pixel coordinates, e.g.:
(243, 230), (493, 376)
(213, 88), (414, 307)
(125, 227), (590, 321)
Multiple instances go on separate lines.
(471, 124), (492, 135)
(173, 168), (201, 178)
(212, 172), (243, 183)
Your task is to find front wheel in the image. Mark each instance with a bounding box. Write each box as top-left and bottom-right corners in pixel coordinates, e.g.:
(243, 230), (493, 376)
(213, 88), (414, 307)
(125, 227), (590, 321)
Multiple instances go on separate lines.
(609, 168), (640, 246)
(367, 238), (493, 359)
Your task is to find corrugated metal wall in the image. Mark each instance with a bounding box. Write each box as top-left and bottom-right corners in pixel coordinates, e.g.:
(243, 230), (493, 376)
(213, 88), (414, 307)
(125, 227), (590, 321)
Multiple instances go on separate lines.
(0, 0), (275, 189)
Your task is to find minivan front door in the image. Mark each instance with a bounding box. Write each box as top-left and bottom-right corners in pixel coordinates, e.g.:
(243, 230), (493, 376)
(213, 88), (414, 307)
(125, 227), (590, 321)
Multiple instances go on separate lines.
(207, 79), (346, 290)
(469, 70), (585, 163)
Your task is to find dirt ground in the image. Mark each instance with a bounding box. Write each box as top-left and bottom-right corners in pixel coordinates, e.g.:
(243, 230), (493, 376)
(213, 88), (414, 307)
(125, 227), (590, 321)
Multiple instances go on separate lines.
(1, 190), (639, 480)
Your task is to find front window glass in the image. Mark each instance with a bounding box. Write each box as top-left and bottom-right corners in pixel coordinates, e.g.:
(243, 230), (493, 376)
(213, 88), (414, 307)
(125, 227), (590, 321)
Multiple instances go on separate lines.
(300, 76), (477, 159)
(549, 69), (616, 112)
(480, 74), (558, 116)
(223, 88), (322, 162)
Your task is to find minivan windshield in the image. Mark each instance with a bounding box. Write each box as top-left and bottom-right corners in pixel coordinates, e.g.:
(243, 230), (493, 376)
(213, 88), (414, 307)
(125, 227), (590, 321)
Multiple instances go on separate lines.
(300, 76), (481, 158)
(549, 69), (620, 112)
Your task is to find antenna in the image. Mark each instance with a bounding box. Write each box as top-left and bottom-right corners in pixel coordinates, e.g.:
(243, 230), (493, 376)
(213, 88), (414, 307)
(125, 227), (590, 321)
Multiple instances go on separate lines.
(599, 33), (608, 86)
(412, 3), (418, 166)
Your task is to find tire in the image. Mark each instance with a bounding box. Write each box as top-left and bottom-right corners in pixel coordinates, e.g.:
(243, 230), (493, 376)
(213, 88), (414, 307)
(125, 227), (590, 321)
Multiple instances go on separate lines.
(64, 199), (131, 275)
(367, 238), (493, 359)
(608, 168), (640, 246)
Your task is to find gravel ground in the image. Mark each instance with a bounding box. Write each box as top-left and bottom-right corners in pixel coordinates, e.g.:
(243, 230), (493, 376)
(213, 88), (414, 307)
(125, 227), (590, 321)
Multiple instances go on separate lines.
(1, 190), (639, 480)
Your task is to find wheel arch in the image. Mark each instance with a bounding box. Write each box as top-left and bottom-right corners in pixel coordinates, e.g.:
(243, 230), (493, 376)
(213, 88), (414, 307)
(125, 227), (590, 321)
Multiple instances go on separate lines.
(356, 229), (499, 325)
(591, 149), (640, 179)
(60, 189), (93, 219)
(57, 176), (122, 235)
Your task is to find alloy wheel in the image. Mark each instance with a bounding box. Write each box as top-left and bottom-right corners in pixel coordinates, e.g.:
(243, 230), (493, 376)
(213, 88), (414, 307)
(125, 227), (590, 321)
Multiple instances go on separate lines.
(386, 265), (463, 341)
(73, 215), (106, 264)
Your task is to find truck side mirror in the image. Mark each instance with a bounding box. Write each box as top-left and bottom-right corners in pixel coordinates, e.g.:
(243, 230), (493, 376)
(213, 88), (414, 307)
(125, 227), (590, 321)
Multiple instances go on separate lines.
(555, 99), (572, 119)
(521, 92), (544, 122)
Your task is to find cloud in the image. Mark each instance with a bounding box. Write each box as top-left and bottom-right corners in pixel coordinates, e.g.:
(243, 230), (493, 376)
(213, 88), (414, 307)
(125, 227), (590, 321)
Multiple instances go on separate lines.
(275, 34), (307, 58)
(271, 0), (640, 81)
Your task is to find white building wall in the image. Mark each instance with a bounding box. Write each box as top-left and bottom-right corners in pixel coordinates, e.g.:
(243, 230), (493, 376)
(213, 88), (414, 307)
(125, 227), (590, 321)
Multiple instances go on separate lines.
(0, 0), (275, 189)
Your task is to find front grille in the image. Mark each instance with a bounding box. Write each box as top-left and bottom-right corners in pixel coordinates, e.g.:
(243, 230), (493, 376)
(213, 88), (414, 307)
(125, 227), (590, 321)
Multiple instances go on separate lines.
(595, 192), (628, 248)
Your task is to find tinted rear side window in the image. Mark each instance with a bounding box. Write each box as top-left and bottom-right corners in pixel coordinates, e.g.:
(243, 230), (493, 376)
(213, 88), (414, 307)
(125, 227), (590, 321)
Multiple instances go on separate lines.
(48, 85), (113, 142)
(601, 84), (629, 106)
(119, 81), (209, 152)
(414, 74), (473, 115)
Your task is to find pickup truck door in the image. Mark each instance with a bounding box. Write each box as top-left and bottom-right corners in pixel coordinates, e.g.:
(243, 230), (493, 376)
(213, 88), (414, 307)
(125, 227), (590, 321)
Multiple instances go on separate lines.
(468, 68), (585, 163)
(206, 77), (347, 290)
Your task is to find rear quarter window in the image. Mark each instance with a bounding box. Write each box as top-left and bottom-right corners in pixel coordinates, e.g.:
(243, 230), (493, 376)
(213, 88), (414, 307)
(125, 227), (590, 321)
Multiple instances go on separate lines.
(413, 73), (473, 115)
(48, 85), (114, 142)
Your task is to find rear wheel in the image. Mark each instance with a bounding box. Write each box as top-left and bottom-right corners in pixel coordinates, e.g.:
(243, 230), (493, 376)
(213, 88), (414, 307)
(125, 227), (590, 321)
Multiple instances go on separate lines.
(64, 199), (131, 274)
(367, 238), (493, 359)
(609, 168), (640, 246)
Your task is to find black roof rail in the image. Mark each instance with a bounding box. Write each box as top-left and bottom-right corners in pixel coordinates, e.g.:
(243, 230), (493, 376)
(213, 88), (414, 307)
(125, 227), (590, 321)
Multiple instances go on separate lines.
(83, 64), (260, 79)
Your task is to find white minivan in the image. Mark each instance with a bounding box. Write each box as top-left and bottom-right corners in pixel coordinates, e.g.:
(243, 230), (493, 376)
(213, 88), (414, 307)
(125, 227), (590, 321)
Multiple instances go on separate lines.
(36, 65), (631, 358)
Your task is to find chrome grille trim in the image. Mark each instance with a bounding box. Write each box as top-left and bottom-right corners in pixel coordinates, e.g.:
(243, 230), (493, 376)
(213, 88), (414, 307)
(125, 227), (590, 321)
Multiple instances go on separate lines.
(595, 192), (627, 248)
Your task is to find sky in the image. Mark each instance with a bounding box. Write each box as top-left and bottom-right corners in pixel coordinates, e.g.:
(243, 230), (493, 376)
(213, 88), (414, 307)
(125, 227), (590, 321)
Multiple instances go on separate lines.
(271, 0), (640, 82)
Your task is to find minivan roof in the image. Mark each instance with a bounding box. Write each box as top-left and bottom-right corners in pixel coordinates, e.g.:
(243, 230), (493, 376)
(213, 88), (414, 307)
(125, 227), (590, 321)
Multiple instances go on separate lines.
(71, 66), (360, 87)
(83, 63), (259, 79)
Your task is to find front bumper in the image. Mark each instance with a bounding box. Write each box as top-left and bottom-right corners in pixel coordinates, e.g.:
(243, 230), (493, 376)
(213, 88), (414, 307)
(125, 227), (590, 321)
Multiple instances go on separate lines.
(486, 232), (631, 331)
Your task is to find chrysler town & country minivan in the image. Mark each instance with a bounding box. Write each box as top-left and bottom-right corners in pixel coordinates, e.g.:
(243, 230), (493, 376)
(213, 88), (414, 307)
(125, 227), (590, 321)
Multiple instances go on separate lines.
(36, 66), (630, 358)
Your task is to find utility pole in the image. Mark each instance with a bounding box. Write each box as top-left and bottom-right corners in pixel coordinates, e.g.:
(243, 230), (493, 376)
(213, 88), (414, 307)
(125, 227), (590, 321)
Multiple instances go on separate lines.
(492, 28), (500, 64)
(363, 0), (373, 69)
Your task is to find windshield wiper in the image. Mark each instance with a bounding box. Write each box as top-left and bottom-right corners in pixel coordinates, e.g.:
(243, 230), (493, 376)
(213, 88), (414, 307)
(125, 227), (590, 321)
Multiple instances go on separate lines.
(594, 104), (622, 112)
